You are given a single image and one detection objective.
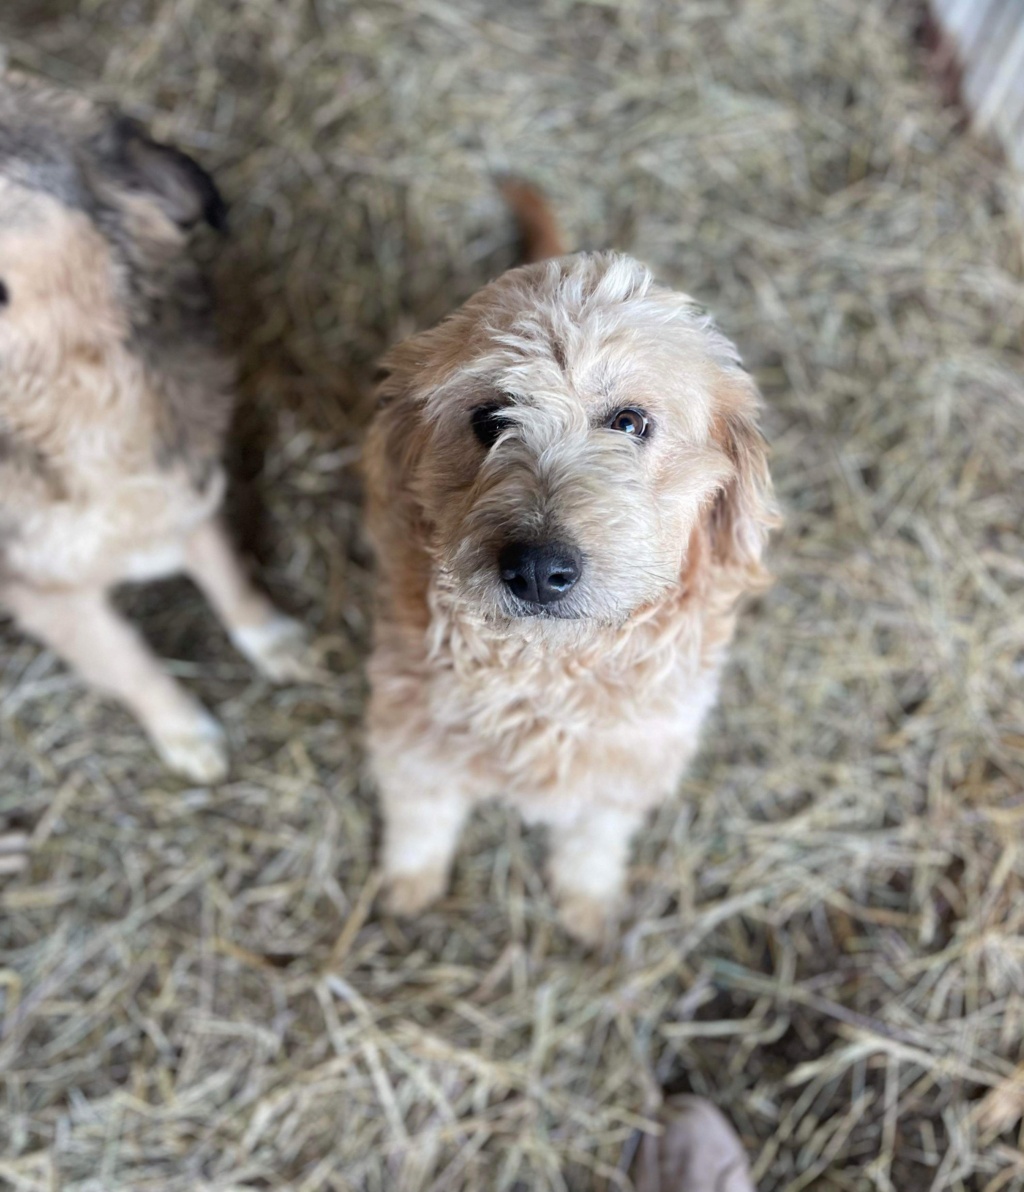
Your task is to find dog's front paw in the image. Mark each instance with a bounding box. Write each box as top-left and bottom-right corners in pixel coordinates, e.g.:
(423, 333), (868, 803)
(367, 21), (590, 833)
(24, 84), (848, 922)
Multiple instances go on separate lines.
(233, 615), (316, 683)
(0, 832), (29, 878)
(557, 891), (619, 949)
(382, 867), (449, 918)
(152, 710), (229, 783)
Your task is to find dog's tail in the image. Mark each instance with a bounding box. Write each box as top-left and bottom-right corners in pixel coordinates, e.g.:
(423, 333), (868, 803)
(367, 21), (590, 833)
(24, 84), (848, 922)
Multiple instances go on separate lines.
(499, 177), (567, 263)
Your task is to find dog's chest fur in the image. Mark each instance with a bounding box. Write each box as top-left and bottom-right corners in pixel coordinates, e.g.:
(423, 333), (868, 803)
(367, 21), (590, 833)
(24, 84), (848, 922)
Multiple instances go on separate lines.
(393, 596), (734, 816)
(3, 460), (226, 588)
(0, 346), (231, 588)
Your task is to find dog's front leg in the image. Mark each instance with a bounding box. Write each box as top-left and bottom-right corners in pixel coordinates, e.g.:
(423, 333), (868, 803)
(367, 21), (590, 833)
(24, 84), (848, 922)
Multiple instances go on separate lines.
(184, 518), (314, 682)
(547, 804), (644, 947)
(375, 746), (472, 917)
(3, 583), (228, 782)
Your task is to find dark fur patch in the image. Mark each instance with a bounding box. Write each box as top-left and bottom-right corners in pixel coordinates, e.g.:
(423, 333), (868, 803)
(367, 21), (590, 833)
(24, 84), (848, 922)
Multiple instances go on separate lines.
(0, 120), (95, 215)
(92, 117), (228, 231)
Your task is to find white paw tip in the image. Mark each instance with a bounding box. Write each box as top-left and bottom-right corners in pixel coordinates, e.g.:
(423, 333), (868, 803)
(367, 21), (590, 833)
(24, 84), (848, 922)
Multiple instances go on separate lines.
(154, 716), (229, 784)
(233, 616), (316, 683)
(557, 892), (618, 948)
(382, 868), (448, 918)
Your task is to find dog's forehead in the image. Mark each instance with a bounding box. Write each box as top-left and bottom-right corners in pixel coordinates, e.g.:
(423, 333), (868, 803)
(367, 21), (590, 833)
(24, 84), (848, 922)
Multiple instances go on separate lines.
(0, 79), (101, 215)
(425, 262), (731, 439)
(0, 174), (126, 334)
(0, 173), (80, 237)
(0, 174), (99, 254)
(0, 175), (41, 230)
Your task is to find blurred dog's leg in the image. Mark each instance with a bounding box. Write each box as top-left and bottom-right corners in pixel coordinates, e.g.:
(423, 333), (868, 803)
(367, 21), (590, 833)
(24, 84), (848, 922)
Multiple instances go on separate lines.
(547, 804), (644, 946)
(3, 583), (227, 782)
(184, 518), (313, 682)
(377, 750), (472, 916)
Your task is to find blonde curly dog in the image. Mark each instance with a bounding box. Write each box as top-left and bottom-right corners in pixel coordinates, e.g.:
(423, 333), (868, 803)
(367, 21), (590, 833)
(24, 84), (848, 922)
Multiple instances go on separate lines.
(364, 185), (778, 944)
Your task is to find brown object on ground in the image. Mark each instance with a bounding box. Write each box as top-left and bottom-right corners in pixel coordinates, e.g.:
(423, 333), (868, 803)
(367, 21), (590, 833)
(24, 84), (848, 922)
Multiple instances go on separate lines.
(635, 1096), (757, 1192)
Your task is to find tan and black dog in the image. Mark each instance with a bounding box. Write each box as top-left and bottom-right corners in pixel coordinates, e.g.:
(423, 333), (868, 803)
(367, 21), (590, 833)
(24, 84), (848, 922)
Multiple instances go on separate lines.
(0, 72), (310, 780)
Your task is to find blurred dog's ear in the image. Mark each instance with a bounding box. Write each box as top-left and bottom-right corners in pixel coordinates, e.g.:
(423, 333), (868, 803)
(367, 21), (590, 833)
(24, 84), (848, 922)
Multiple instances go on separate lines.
(92, 116), (227, 231)
(706, 371), (779, 580)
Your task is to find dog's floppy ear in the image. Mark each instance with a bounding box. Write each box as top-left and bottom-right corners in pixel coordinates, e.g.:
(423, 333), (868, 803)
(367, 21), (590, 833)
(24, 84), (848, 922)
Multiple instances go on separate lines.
(366, 369), (427, 492)
(91, 116), (227, 231)
(705, 370), (779, 580)
(363, 362), (433, 541)
(363, 364), (437, 626)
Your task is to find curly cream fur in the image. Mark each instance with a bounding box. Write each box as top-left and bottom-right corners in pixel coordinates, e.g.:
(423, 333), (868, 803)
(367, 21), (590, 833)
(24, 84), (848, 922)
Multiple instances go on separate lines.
(364, 251), (779, 943)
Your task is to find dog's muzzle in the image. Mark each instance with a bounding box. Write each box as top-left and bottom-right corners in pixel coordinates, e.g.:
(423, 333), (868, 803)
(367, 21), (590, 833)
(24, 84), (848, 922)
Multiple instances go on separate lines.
(498, 541), (582, 607)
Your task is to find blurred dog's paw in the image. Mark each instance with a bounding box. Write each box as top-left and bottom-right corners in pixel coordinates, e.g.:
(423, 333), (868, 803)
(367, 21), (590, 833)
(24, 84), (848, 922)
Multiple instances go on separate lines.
(382, 867), (448, 918)
(153, 709), (228, 783)
(557, 891), (618, 949)
(234, 614), (316, 683)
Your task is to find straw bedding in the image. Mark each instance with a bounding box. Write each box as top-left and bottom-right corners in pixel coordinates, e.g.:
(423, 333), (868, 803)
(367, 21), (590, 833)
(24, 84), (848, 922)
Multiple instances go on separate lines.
(1, 1), (1023, 1188)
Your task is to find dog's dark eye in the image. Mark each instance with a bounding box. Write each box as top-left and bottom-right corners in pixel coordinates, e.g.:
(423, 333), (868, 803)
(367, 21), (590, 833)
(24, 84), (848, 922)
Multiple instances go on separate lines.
(608, 407), (649, 437)
(0, 280), (8, 308)
(471, 404), (513, 449)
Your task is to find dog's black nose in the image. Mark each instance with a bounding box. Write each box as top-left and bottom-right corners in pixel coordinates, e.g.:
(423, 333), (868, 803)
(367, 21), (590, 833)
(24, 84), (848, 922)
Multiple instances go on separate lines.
(498, 541), (582, 605)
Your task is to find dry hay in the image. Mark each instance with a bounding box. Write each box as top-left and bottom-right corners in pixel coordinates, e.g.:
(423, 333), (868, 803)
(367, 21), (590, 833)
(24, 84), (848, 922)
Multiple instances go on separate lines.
(1, 1), (1023, 1189)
